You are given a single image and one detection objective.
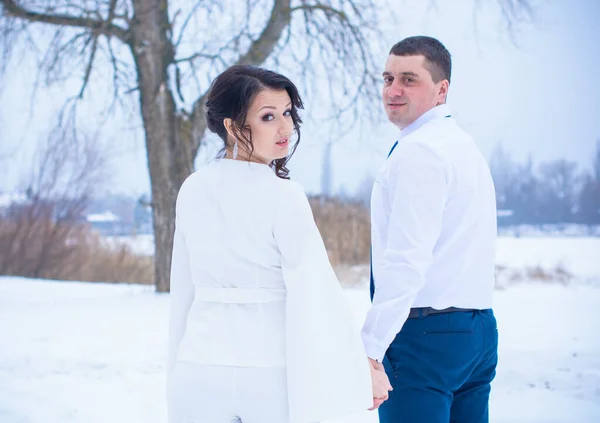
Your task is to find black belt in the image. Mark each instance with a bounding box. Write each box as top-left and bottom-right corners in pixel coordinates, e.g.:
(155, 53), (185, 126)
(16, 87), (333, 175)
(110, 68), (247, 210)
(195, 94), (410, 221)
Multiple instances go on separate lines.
(407, 306), (477, 319)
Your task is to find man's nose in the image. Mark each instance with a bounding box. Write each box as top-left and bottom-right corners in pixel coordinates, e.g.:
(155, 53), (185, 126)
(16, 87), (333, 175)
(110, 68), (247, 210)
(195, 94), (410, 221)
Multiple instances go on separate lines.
(387, 81), (403, 98)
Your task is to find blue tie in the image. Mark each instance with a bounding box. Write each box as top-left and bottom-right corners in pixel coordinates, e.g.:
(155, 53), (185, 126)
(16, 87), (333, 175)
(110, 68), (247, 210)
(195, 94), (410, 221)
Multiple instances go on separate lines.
(387, 140), (398, 159)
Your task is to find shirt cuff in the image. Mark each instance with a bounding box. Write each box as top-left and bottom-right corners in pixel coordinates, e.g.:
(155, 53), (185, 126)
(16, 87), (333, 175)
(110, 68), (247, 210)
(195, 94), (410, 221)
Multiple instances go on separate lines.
(361, 332), (387, 363)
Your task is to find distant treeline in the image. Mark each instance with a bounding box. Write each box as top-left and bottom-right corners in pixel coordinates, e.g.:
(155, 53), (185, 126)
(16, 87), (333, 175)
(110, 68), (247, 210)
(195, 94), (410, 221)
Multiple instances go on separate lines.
(488, 141), (600, 226)
(347, 140), (600, 227)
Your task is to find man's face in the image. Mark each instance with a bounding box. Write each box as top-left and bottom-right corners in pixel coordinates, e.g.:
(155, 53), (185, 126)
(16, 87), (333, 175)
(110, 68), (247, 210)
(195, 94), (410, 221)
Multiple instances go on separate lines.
(382, 54), (449, 130)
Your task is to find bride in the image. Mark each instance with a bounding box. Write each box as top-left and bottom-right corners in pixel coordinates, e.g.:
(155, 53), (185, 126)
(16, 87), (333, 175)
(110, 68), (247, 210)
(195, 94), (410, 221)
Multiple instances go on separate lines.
(167, 64), (392, 423)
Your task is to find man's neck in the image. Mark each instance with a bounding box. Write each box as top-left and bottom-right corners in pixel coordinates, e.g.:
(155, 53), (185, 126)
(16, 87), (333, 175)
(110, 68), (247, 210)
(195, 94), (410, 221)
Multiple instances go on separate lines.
(397, 104), (451, 139)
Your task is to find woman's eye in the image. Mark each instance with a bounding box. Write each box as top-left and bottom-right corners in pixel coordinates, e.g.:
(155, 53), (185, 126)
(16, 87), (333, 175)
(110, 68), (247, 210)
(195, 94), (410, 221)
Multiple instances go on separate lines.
(262, 114), (274, 122)
(283, 109), (292, 117)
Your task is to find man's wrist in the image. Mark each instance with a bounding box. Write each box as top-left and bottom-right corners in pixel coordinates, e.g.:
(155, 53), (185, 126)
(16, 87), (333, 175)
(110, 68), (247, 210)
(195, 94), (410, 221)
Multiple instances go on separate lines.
(361, 332), (387, 363)
(368, 357), (384, 370)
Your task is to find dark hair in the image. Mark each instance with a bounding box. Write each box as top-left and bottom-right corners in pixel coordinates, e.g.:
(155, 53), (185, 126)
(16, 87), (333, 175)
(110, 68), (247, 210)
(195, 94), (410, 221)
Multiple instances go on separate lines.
(205, 65), (304, 179)
(389, 36), (451, 84)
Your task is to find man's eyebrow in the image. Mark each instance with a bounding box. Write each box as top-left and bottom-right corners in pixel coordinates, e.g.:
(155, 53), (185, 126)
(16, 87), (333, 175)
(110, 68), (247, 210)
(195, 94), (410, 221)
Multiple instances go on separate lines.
(382, 71), (420, 77)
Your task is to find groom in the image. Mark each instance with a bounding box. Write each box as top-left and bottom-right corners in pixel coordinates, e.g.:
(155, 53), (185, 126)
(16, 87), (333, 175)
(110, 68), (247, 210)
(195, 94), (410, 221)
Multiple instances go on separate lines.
(362, 36), (499, 422)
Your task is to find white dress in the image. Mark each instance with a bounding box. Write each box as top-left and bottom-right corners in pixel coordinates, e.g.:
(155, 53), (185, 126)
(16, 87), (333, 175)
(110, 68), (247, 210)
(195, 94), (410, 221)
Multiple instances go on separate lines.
(167, 158), (372, 423)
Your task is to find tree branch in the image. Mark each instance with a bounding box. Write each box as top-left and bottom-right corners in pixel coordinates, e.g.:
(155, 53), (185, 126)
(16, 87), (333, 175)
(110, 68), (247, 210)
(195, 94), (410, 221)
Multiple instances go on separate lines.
(78, 36), (99, 98)
(283, 0), (383, 139)
(173, 1), (205, 49)
(0, 0), (131, 44)
(290, 4), (346, 20)
(175, 51), (225, 65)
(234, 0), (292, 66)
(185, 0), (293, 158)
(107, 0), (118, 22)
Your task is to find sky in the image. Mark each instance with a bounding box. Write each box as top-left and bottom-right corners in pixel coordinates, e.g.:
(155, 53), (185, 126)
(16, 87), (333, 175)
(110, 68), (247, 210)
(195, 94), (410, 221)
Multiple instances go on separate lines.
(1, 0), (599, 198)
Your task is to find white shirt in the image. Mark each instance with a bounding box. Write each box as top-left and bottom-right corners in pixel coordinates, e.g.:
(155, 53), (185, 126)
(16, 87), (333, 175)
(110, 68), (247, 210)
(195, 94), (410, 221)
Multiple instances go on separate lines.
(361, 104), (498, 362)
(168, 158), (372, 423)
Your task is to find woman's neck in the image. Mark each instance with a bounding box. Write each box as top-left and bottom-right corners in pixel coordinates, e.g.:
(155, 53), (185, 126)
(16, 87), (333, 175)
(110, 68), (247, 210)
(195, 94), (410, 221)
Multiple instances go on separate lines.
(225, 149), (270, 165)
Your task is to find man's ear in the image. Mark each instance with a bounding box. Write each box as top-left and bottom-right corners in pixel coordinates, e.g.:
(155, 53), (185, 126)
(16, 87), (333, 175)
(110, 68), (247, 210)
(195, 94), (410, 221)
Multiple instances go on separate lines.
(438, 80), (449, 103)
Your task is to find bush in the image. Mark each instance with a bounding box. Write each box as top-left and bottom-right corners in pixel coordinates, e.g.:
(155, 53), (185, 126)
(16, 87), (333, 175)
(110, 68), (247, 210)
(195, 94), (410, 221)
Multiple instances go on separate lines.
(0, 207), (153, 284)
(309, 195), (370, 266)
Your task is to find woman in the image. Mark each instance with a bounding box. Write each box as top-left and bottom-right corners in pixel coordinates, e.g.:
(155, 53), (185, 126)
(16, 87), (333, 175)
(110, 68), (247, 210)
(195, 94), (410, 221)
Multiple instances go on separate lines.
(167, 65), (391, 423)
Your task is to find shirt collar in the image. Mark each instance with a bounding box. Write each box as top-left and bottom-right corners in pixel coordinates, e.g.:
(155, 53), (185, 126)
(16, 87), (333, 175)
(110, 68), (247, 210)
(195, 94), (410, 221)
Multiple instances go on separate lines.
(398, 104), (452, 141)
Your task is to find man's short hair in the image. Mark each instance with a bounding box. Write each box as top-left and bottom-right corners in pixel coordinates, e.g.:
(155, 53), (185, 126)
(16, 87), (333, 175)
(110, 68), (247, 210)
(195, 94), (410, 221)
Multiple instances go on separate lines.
(390, 36), (451, 83)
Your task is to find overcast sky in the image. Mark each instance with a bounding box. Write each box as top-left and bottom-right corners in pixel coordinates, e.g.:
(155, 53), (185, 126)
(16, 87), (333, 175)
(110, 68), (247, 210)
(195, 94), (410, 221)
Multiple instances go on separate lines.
(1, 0), (598, 197)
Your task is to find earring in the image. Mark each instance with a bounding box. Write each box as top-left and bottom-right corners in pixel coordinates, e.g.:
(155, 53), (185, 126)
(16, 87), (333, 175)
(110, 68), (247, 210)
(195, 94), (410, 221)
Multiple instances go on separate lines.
(232, 140), (238, 159)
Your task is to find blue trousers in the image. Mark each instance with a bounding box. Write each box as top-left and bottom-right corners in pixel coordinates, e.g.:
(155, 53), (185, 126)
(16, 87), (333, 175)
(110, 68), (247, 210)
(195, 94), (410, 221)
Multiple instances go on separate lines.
(378, 309), (498, 423)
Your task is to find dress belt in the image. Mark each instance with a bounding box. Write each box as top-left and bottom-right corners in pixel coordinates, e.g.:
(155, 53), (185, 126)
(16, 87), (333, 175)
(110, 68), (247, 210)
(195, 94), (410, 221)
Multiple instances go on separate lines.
(194, 287), (287, 304)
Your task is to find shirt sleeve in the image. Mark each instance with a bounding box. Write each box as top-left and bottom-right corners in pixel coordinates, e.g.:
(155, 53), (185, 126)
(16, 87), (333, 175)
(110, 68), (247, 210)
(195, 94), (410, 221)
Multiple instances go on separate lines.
(361, 142), (449, 362)
(167, 192), (195, 375)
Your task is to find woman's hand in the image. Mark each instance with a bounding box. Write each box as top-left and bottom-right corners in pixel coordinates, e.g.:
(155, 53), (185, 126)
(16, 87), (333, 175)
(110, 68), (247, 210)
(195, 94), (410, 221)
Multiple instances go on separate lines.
(368, 358), (392, 410)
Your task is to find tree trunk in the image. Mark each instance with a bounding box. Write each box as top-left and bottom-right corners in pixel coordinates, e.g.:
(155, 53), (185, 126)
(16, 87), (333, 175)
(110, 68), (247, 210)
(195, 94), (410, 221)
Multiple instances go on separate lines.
(126, 0), (288, 292)
(130, 0), (194, 292)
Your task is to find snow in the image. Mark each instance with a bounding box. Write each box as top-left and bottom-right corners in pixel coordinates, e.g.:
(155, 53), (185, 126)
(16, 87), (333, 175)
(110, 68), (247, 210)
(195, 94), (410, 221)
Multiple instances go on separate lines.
(0, 192), (28, 208)
(498, 224), (600, 237)
(494, 237), (600, 284)
(86, 211), (120, 223)
(1, 278), (599, 423)
(1, 236), (599, 423)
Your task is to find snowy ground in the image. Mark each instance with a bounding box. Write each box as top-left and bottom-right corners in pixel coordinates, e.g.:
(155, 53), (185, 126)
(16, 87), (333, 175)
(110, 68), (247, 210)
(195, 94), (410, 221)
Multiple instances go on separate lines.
(494, 237), (600, 283)
(1, 237), (599, 423)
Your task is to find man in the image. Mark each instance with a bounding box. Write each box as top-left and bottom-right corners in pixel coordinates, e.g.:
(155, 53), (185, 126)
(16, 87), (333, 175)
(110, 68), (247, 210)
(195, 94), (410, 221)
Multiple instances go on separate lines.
(362, 36), (499, 423)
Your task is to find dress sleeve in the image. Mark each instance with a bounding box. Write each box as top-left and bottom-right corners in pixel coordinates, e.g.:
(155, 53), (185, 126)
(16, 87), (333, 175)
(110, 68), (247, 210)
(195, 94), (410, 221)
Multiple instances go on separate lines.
(273, 182), (372, 423)
(167, 192), (195, 376)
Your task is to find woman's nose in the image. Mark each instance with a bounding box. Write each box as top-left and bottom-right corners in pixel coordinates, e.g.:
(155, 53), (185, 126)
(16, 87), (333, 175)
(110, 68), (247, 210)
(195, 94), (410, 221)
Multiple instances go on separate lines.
(279, 120), (293, 136)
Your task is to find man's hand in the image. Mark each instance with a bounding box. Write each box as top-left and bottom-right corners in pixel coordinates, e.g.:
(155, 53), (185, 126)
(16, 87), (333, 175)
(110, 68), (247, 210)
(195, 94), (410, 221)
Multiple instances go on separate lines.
(368, 358), (392, 410)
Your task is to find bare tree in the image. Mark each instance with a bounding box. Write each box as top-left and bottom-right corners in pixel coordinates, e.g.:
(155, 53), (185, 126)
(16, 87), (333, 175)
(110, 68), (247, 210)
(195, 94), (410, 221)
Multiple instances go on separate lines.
(578, 140), (600, 227)
(488, 142), (518, 210)
(538, 159), (579, 223)
(0, 0), (534, 292)
(593, 138), (600, 183)
(0, 127), (108, 277)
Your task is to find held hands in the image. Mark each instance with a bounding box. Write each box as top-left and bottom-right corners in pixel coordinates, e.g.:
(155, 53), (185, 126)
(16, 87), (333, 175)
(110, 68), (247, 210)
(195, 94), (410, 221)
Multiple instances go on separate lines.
(368, 358), (392, 411)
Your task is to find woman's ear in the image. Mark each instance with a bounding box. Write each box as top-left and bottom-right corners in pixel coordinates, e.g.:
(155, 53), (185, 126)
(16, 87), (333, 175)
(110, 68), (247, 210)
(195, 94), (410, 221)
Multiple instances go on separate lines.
(223, 118), (235, 142)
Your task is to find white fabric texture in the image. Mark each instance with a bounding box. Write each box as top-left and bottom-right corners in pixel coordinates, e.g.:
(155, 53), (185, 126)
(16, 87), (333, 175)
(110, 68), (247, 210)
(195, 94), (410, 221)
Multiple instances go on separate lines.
(167, 362), (289, 423)
(362, 104), (498, 362)
(167, 158), (372, 423)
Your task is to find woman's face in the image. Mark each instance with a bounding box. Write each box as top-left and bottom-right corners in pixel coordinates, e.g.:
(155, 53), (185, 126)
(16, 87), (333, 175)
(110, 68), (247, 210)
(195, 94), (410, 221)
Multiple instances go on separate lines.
(228, 88), (294, 164)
